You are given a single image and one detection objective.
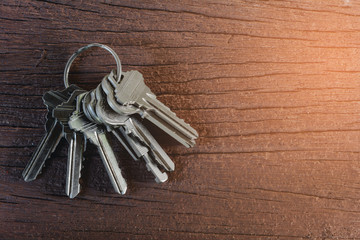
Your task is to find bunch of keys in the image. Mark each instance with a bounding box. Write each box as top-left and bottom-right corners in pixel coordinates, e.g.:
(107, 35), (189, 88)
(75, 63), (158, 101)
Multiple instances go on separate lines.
(22, 43), (198, 198)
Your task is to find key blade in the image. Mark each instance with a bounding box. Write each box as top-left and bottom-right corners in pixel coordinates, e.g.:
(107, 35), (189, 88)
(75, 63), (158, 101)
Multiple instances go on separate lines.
(94, 131), (127, 194)
(119, 124), (169, 183)
(66, 132), (85, 199)
(127, 118), (175, 171)
(22, 119), (63, 182)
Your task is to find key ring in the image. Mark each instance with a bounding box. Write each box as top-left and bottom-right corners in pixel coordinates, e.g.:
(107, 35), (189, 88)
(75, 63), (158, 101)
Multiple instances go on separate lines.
(63, 43), (122, 88)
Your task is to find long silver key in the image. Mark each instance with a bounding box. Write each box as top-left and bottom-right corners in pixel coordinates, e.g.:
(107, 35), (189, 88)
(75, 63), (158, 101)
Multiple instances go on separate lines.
(22, 85), (79, 182)
(69, 94), (127, 194)
(53, 90), (86, 198)
(93, 84), (138, 160)
(96, 84), (172, 180)
(109, 71), (198, 148)
(101, 75), (173, 168)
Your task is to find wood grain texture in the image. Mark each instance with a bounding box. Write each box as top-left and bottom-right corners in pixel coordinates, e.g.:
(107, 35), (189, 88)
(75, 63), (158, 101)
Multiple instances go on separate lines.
(1, 0), (360, 239)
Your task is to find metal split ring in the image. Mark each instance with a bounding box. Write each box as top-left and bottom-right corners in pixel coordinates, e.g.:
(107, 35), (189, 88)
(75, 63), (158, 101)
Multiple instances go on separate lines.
(63, 43), (122, 88)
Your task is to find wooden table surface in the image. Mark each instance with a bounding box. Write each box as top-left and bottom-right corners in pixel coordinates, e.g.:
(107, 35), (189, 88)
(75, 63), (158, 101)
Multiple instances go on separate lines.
(1, 0), (360, 239)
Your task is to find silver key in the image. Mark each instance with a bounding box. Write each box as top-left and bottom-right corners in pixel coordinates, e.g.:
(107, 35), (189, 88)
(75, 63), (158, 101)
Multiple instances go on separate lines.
(69, 93), (127, 194)
(22, 85), (79, 182)
(53, 90), (86, 198)
(95, 84), (171, 181)
(109, 71), (198, 148)
(93, 84), (138, 159)
(100, 74), (173, 168)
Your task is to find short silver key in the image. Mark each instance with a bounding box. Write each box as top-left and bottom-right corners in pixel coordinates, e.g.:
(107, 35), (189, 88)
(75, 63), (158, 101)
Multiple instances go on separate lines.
(22, 85), (79, 182)
(69, 94), (127, 194)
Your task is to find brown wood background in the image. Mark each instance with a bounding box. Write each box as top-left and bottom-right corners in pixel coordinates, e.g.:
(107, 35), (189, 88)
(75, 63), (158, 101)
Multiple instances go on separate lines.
(1, 0), (360, 239)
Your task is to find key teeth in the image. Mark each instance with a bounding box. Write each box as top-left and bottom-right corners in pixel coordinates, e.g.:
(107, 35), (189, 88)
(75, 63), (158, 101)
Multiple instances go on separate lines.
(66, 158), (83, 199)
(23, 135), (60, 182)
(66, 135), (86, 199)
(76, 155), (86, 198)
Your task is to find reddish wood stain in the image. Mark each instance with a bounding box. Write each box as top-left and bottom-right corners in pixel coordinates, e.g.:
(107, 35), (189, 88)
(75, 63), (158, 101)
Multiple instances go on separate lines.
(1, 0), (360, 239)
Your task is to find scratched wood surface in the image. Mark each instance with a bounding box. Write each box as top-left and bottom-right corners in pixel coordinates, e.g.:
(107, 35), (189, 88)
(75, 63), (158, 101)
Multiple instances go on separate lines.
(1, 0), (360, 239)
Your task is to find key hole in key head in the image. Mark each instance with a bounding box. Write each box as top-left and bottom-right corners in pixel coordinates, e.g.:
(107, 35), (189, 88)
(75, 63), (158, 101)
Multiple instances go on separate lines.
(63, 43), (122, 89)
